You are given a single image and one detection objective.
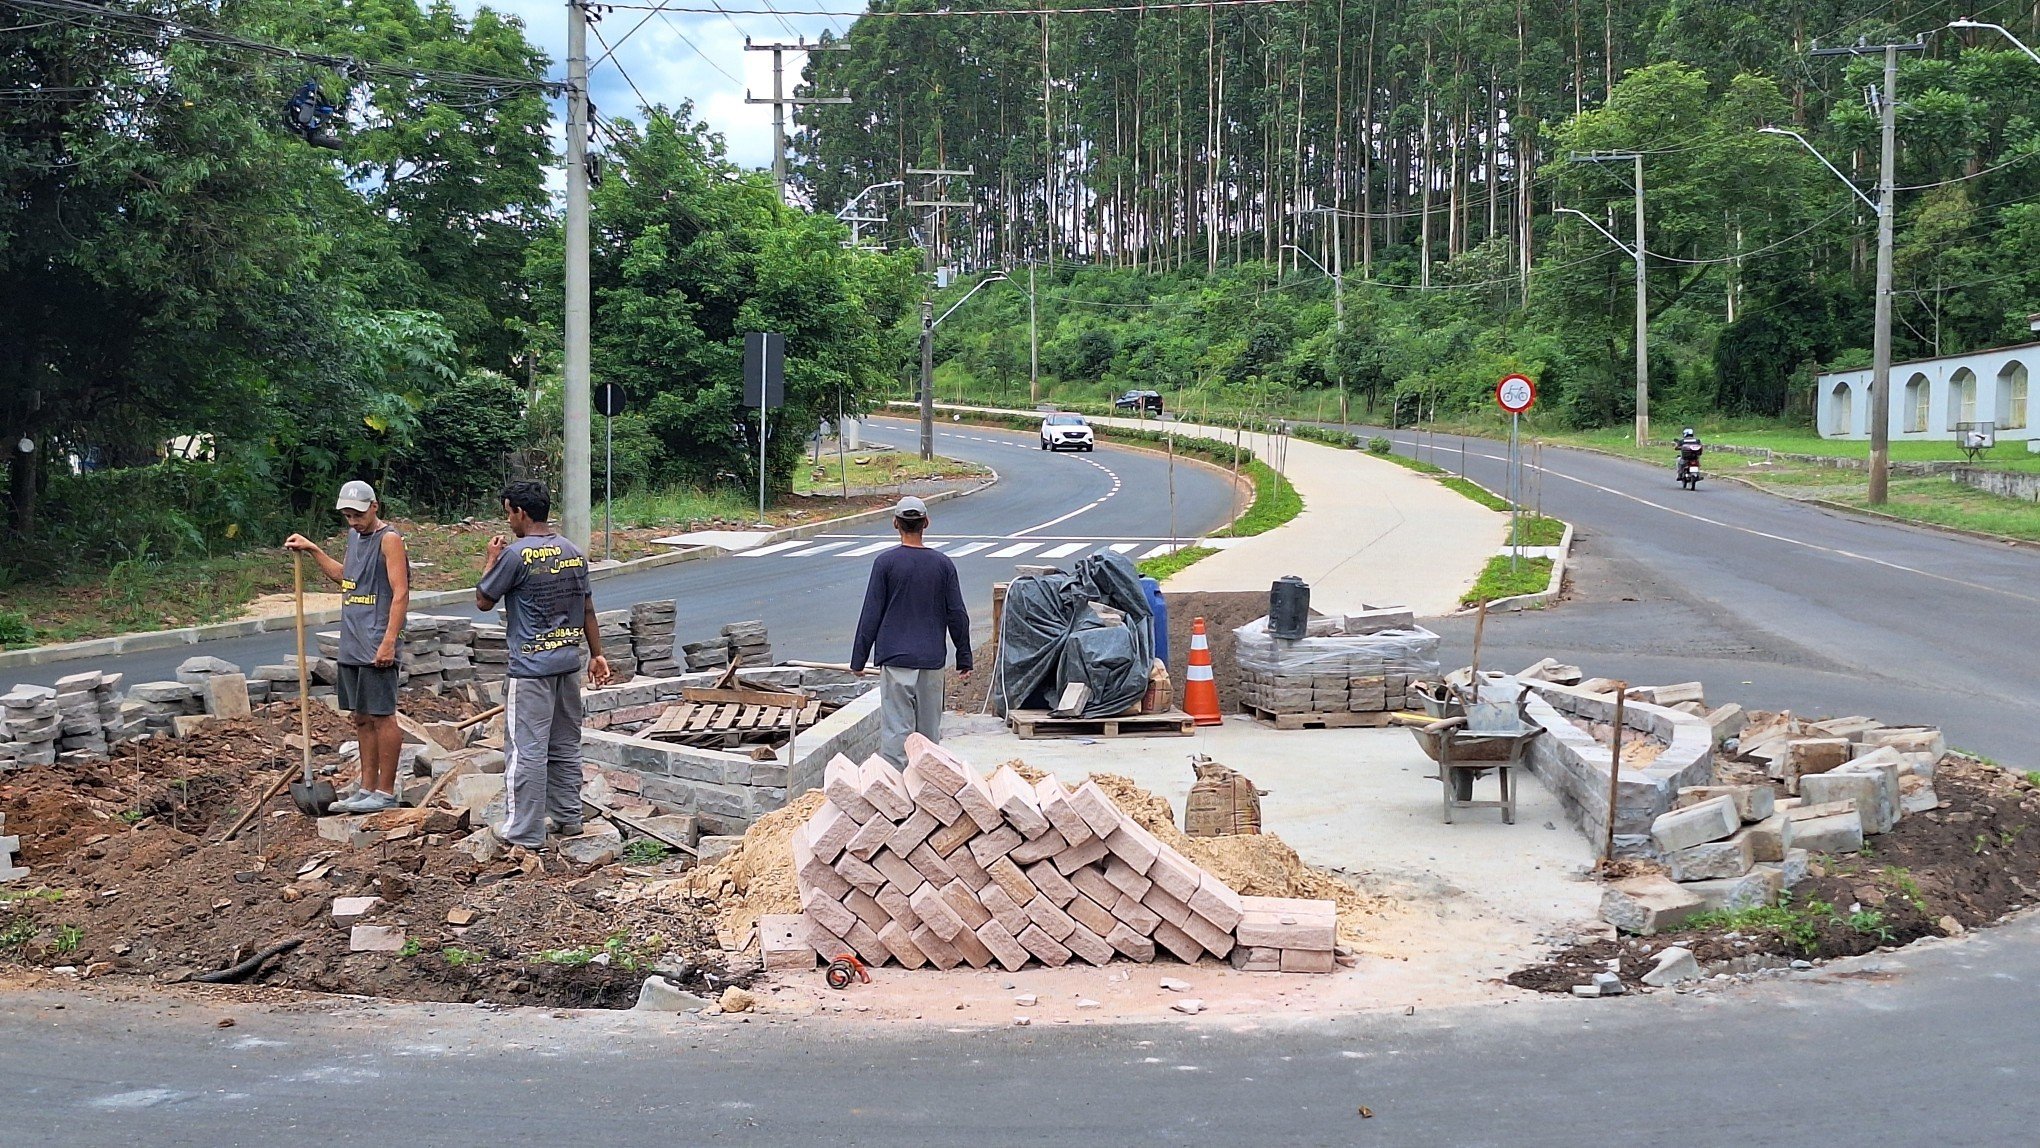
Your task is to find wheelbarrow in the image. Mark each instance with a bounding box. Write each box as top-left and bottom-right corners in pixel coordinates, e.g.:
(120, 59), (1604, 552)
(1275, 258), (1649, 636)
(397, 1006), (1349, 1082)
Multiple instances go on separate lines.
(1418, 681), (1542, 824)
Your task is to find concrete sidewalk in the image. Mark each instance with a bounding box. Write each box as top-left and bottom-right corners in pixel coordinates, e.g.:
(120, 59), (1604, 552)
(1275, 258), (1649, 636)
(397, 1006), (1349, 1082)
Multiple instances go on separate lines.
(1091, 415), (1505, 616)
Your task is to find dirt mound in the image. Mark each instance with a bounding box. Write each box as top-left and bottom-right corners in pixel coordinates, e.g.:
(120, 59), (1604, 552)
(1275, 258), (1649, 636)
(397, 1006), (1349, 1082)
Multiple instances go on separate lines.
(0, 691), (754, 1010)
(646, 790), (827, 944)
(1510, 755), (2040, 993)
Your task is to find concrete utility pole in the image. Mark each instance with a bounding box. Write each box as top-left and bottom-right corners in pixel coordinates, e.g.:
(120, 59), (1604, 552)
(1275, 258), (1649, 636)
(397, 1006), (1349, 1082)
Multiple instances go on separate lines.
(907, 166), (974, 459)
(745, 39), (850, 205)
(1028, 261), (1040, 405)
(1808, 38), (1923, 505)
(1570, 152), (1648, 445)
(562, 0), (592, 548)
(919, 299), (935, 460)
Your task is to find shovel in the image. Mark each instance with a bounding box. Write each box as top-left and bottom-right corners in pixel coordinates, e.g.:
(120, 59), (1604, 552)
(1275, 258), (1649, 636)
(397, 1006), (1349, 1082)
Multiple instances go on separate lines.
(287, 552), (336, 817)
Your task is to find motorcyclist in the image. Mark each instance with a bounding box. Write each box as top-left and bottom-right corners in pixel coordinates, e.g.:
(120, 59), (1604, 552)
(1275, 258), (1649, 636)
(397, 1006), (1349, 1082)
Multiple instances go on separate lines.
(1676, 427), (1704, 481)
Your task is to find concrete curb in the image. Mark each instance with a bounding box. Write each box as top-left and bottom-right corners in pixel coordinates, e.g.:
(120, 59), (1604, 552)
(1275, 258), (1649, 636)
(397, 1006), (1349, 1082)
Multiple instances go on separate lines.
(0, 474), (997, 673)
(1476, 521), (1575, 613)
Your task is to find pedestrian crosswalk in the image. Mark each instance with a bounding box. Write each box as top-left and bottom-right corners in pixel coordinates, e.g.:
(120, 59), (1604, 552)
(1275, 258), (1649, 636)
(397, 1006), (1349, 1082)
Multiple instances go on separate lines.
(735, 536), (1194, 563)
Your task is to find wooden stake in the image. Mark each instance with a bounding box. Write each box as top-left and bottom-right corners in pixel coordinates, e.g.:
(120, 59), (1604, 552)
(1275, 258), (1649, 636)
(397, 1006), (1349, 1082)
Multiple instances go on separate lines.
(1602, 682), (1628, 867)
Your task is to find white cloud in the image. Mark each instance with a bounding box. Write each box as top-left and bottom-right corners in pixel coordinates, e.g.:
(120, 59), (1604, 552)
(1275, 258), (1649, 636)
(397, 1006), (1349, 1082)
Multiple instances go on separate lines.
(453, 0), (851, 173)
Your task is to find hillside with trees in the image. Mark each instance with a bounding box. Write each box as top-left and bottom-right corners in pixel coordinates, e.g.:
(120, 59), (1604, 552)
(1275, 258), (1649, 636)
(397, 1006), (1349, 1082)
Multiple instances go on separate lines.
(794, 1), (2040, 425)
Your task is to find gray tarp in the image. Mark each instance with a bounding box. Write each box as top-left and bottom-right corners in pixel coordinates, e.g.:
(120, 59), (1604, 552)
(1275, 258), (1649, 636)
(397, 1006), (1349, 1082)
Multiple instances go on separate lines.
(995, 552), (1155, 718)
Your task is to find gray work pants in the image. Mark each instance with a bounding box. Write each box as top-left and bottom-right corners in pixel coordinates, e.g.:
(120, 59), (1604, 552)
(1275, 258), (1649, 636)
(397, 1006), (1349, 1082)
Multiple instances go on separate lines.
(502, 672), (585, 847)
(878, 665), (945, 767)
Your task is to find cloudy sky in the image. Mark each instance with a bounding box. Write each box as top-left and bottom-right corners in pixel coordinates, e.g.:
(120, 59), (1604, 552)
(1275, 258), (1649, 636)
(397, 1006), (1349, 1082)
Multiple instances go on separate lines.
(459, 0), (851, 178)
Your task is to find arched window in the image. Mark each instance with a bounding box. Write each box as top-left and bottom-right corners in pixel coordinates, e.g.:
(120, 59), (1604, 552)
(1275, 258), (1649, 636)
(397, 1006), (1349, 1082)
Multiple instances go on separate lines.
(1831, 382), (1855, 435)
(1999, 361), (2030, 431)
(1905, 374), (1930, 433)
(1948, 367), (1979, 429)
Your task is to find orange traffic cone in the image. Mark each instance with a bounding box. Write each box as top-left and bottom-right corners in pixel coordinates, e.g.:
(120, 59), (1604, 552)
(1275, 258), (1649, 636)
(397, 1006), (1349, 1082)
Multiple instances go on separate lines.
(1183, 616), (1222, 726)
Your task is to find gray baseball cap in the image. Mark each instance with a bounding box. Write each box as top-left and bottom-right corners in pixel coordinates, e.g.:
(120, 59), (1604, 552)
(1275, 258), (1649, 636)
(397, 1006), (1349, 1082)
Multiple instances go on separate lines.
(892, 495), (929, 520)
(335, 480), (377, 512)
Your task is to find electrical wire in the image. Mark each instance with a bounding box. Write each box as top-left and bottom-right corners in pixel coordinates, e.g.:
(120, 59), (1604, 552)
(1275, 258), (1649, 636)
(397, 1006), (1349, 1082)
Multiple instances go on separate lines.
(657, 10), (743, 85)
(588, 20), (656, 112)
(0, 0), (559, 94)
(598, 0), (1304, 15)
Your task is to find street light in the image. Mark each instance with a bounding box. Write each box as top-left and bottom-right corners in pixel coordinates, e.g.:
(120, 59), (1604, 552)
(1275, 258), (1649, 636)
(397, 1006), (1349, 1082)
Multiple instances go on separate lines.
(836, 181), (903, 249)
(1567, 152), (1649, 445)
(1760, 121), (1897, 502)
(1948, 18), (2040, 62)
(1281, 234), (1346, 425)
(919, 272), (1008, 460)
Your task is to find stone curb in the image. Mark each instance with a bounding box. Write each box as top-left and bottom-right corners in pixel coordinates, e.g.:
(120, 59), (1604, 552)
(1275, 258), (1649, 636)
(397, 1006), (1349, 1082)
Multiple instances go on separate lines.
(0, 472), (997, 673)
(1474, 521), (1575, 614)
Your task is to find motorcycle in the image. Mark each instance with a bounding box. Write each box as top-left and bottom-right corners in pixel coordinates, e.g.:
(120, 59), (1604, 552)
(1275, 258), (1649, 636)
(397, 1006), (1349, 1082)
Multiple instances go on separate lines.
(1675, 443), (1704, 491)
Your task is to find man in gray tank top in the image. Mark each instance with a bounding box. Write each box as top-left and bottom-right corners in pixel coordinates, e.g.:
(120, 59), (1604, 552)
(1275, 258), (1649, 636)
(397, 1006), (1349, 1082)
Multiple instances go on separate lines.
(284, 480), (410, 813)
(476, 480), (611, 850)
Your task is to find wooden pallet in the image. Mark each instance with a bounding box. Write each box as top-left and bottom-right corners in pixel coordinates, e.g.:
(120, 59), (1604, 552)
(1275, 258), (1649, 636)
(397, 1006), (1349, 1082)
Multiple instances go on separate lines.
(1240, 703), (1394, 731)
(1007, 708), (1196, 740)
(643, 700), (808, 748)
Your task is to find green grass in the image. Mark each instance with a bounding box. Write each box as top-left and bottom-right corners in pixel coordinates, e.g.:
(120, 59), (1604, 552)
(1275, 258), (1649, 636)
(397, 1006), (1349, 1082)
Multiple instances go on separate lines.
(1459, 555), (1555, 607)
(441, 946), (482, 967)
(398, 937), (422, 958)
(601, 485), (762, 529)
(1137, 546), (1218, 581)
(1438, 476), (1510, 512)
(791, 449), (988, 494)
(1509, 516), (1567, 546)
(1682, 897), (1837, 953)
(1210, 461), (1301, 538)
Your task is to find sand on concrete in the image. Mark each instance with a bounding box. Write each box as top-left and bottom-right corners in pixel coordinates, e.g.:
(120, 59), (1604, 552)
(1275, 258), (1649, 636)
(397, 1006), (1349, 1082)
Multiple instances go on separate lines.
(724, 714), (1605, 1024)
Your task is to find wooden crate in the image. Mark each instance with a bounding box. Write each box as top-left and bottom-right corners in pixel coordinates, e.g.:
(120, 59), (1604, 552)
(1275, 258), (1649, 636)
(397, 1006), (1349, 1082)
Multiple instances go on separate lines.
(1007, 708), (1196, 740)
(643, 700), (808, 748)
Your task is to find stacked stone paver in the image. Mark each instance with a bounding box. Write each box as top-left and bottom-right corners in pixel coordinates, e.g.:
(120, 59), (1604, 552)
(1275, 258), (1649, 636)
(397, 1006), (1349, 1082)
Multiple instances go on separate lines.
(794, 733), (1336, 973)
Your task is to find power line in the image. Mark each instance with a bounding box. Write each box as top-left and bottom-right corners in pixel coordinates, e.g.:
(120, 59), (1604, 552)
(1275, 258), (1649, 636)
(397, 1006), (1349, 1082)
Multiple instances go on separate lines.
(656, 10), (742, 85)
(588, 20), (656, 112)
(0, 0), (559, 93)
(599, 0), (1303, 14)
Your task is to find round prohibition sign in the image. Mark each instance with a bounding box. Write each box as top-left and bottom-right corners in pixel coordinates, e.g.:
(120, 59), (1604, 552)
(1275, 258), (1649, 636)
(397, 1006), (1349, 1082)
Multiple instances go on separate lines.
(1495, 373), (1537, 414)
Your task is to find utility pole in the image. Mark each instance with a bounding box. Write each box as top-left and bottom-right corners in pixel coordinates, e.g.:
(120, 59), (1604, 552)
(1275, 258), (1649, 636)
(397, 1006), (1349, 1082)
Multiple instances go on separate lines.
(919, 300), (935, 460)
(745, 38), (850, 205)
(1028, 261), (1040, 406)
(1571, 152), (1648, 445)
(1810, 39), (1922, 505)
(562, 0), (592, 548)
(908, 166), (974, 459)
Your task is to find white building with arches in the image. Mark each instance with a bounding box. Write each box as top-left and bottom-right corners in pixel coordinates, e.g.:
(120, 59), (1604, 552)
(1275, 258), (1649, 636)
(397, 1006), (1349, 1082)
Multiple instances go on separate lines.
(1818, 322), (2037, 447)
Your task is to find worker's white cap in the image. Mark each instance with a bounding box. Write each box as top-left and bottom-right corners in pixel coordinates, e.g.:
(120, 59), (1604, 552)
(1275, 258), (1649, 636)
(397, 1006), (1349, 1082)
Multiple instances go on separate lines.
(336, 480), (377, 512)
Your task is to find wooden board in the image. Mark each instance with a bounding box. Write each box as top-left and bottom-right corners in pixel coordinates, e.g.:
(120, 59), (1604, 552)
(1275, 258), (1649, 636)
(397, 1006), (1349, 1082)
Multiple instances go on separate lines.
(1240, 703), (1393, 731)
(642, 699), (810, 748)
(1007, 708), (1196, 740)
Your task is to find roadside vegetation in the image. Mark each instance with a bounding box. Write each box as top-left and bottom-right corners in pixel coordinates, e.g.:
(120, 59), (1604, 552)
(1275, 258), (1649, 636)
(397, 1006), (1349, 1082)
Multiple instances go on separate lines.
(1461, 556), (1555, 608)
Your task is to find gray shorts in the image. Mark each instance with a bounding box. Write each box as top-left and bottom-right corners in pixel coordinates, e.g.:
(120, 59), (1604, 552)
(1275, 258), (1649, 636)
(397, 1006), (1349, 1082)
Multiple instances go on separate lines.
(337, 662), (399, 716)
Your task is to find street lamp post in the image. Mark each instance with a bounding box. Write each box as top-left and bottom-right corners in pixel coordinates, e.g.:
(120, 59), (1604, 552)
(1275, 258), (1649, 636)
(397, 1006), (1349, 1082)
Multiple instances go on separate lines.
(1280, 235), (1344, 425)
(1569, 152), (1648, 446)
(1763, 108), (1906, 505)
(918, 272), (1008, 460)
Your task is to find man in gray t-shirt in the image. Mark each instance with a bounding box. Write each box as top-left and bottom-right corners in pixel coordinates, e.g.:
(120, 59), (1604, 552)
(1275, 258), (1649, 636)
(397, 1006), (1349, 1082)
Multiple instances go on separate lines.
(476, 480), (611, 850)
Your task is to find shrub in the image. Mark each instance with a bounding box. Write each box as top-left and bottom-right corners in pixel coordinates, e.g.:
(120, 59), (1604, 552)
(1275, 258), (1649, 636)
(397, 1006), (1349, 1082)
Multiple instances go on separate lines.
(1367, 436), (1392, 455)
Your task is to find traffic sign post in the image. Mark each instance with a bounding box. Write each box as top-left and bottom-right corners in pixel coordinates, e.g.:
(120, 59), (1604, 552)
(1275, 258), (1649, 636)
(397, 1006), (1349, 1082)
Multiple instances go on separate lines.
(745, 333), (787, 526)
(1495, 374), (1537, 572)
(595, 382), (628, 563)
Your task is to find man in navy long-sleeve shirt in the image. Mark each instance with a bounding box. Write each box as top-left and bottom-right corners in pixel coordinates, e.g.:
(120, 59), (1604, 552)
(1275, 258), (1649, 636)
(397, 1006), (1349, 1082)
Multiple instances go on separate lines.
(851, 496), (972, 765)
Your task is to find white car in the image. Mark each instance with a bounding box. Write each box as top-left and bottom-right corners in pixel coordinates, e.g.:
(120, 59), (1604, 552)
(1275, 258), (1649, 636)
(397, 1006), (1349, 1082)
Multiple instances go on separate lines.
(1039, 413), (1095, 452)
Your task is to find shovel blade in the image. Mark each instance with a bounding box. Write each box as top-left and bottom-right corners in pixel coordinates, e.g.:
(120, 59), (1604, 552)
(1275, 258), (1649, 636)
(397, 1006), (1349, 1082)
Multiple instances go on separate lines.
(290, 779), (336, 818)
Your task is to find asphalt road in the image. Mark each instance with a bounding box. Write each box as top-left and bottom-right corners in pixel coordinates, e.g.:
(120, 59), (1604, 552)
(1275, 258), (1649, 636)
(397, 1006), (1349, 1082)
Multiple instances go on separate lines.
(9, 416), (1238, 689)
(1358, 426), (2040, 766)
(4, 912), (2037, 1146)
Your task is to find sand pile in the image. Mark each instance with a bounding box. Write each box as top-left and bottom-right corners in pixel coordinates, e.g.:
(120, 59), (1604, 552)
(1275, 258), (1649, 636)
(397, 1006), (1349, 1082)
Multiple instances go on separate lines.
(682, 757), (1378, 953)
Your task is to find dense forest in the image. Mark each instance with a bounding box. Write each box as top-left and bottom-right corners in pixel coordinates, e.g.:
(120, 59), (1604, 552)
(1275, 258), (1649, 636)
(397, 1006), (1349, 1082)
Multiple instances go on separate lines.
(793, 1), (2040, 425)
(0, 0), (913, 580)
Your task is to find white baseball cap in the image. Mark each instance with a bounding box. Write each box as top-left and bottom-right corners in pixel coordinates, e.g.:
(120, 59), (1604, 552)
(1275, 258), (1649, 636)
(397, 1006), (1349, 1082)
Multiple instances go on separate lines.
(893, 495), (929, 520)
(335, 480), (377, 512)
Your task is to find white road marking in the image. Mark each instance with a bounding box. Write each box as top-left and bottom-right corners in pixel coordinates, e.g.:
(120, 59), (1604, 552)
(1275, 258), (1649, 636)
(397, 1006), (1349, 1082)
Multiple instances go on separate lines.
(989, 542), (1042, 558)
(842, 540), (895, 556)
(785, 541), (856, 557)
(1107, 543), (1138, 553)
(1138, 544), (1181, 559)
(1038, 542), (1088, 558)
(1393, 435), (2040, 607)
(948, 542), (996, 556)
(734, 539), (812, 558)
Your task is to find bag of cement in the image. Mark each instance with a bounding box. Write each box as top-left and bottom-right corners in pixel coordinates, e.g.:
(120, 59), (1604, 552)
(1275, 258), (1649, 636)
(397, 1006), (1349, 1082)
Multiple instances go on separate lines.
(1184, 755), (1262, 837)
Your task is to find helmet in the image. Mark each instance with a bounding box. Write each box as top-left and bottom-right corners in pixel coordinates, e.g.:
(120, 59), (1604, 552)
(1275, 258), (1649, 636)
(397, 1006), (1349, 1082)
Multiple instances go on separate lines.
(1681, 427), (1696, 438)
